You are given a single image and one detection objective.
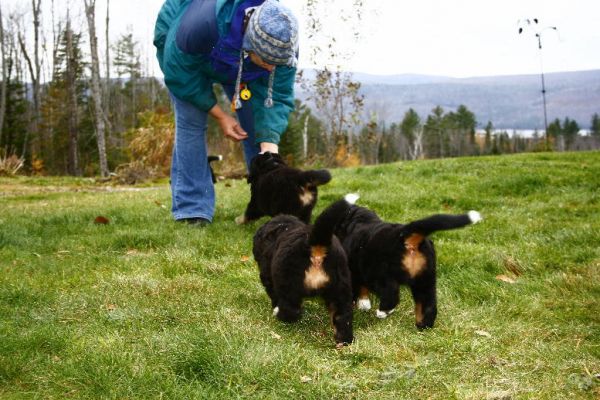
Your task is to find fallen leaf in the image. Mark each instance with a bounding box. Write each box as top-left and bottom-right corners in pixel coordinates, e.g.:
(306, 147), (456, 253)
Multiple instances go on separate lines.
(105, 304), (118, 311)
(486, 390), (512, 400)
(240, 255), (250, 262)
(496, 274), (517, 284)
(300, 376), (312, 383)
(475, 330), (492, 338)
(94, 216), (110, 225)
(270, 331), (282, 340)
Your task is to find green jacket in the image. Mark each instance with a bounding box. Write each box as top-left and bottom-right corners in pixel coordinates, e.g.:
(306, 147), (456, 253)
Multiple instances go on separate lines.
(154, 0), (297, 144)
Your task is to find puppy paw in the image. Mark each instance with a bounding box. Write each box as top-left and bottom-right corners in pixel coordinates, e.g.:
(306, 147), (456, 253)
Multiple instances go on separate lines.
(335, 341), (351, 349)
(468, 210), (483, 224)
(357, 298), (372, 311)
(272, 307), (279, 317)
(235, 215), (247, 225)
(375, 309), (395, 319)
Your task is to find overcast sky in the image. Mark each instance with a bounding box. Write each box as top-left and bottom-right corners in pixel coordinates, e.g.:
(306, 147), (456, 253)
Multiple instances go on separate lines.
(5, 0), (600, 78)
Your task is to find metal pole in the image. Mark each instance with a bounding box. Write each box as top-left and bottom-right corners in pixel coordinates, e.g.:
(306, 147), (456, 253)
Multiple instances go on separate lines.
(537, 33), (549, 148)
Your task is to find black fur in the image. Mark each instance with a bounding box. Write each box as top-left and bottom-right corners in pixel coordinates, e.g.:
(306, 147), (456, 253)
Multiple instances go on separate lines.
(334, 206), (480, 329)
(238, 152), (331, 224)
(253, 198), (354, 346)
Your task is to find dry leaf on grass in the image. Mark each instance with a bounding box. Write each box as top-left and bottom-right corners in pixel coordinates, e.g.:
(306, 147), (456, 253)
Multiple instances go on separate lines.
(496, 274), (517, 284)
(300, 376), (312, 383)
(94, 216), (110, 225)
(270, 332), (282, 340)
(240, 255), (250, 262)
(475, 330), (492, 338)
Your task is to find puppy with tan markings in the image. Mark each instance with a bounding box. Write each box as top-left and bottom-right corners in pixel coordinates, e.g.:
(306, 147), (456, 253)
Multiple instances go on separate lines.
(253, 194), (359, 347)
(236, 152), (331, 224)
(333, 203), (482, 329)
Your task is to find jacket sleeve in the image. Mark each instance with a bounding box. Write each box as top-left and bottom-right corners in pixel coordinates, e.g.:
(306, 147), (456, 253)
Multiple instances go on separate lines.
(248, 66), (296, 144)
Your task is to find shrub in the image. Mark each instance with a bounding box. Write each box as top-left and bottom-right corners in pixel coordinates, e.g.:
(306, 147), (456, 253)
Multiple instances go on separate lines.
(0, 151), (25, 177)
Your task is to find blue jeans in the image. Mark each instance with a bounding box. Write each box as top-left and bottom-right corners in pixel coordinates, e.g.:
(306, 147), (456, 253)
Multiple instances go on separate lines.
(169, 85), (260, 221)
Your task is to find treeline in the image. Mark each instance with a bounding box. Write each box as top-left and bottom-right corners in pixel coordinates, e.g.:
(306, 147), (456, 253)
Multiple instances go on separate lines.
(1, 2), (599, 179)
(0, 1), (170, 178)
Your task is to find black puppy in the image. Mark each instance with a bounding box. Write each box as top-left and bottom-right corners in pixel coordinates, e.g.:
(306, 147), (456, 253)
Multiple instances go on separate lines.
(253, 194), (359, 347)
(334, 204), (482, 329)
(236, 152), (331, 224)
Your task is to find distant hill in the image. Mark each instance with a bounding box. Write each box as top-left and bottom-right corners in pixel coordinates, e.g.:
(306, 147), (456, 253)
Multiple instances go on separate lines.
(296, 69), (600, 130)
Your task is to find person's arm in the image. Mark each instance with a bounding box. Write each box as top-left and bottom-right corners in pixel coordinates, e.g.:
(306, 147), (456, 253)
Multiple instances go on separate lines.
(248, 66), (296, 147)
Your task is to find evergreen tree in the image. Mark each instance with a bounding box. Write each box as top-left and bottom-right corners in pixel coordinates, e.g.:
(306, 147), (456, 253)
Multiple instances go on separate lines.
(546, 118), (562, 151)
(0, 79), (28, 156)
(40, 24), (87, 175)
(484, 121), (493, 154)
(424, 106), (446, 158)
(562, 117), (579, 150)
(590, 113), (599, 138)
(113, 31), (142, 130)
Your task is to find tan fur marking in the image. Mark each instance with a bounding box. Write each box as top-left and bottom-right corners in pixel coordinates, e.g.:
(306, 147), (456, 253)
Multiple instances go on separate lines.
(415, 302), (424, 325)
(359, 286), (370, 301)
(402, 234), (426, 278)
(305, 246), (330, 290)
(299, 186), (314, 206)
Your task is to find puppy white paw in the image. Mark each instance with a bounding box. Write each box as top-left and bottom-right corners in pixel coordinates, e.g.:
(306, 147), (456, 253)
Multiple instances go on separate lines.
(272, 307), (279, 317)
(357, 298), (372, 311)
(375, 309), (395, 319)
(235, 215), (246, 225)
(468, 210), (483, 224)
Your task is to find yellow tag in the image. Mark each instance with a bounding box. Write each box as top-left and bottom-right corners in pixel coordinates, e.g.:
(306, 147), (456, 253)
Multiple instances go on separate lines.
(240, 87), (252, 101)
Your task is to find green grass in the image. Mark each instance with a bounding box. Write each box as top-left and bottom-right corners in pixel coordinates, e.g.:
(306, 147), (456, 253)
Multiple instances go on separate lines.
(1, 152), (599, 399)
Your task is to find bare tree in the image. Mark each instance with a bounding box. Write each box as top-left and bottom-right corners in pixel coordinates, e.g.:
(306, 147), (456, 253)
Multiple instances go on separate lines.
(16, 0), (43, 158)
(409, 126), (424, 160)
(83, 0), (109, 177)
(0, 4), (7, 136)
(103, 0), (112, 140)
(302, 1), (366, 159)
(65, 12), (80, 175)
(104, 0), (110, 90)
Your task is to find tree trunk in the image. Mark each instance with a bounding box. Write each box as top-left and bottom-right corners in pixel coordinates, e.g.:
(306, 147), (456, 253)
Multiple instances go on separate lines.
(103, 0), (112, 142)
(18, 0), (43, 159)
(84, 0), (109, 177)
(104, 0), (110, 93)
(302, 115), (308, 160)
(0, 4), (7, 137)
(66, 17), (80, 176)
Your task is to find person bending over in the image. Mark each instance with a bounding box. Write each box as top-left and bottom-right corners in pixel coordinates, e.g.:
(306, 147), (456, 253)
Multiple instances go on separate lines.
(154, 0), (298, 224)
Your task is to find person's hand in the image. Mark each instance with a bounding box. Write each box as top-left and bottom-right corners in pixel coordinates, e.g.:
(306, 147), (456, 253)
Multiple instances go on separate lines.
(218, 113), (248, 141)
(209, 104), (248, 142)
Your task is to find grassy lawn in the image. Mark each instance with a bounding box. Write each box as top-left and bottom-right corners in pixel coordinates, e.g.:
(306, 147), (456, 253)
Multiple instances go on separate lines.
(1, 151), (598, 399)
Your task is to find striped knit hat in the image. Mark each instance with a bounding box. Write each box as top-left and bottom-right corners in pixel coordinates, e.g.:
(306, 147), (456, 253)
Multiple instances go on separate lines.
(243, 0), (298, 67)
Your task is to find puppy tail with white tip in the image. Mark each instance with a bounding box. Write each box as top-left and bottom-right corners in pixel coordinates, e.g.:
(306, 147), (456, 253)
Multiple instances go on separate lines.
(401, 210), (484, 238)
(309, 194), (359, 247)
